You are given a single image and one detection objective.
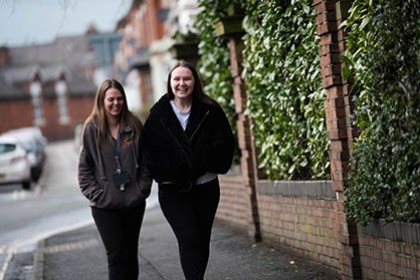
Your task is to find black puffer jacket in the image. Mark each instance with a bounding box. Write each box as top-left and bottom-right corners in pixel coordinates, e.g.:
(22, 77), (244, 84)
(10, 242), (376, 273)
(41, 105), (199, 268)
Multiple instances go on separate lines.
(142, 95), (235, 192)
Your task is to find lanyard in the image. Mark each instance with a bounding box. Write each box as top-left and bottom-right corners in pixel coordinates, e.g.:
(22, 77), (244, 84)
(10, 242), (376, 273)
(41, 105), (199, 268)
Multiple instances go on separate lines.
(113, 132), (123, 173)
(113, 131), (128, 191)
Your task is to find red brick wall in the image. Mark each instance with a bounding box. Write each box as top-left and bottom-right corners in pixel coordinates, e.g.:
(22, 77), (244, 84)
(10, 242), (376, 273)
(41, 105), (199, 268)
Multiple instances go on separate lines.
(358, 221), (420, 279)
(42, 96), (71, 141)
(359, 235), (419, 279)
(0, 94), (94, 142)
(0, 70), (95, 141)
(219, 174), (420, 279)
(257, 181), (341, 273)
(0, 99), (33, 134)
(217, 175), (252, 231)
(67, 96), (94, 127)
(42, 95), (94, 141)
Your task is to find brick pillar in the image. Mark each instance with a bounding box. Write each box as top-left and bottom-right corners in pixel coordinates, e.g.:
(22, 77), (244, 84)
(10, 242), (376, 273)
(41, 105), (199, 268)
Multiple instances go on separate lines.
(228, 37), (261, 241)
(214, 10), (261, 241)
(314, 0), (361, 279)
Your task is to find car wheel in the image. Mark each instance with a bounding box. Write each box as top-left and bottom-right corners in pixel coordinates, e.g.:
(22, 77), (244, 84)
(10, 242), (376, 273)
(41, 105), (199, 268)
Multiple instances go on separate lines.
(22, 181), (31, 190)
(32, 168), (41, 183)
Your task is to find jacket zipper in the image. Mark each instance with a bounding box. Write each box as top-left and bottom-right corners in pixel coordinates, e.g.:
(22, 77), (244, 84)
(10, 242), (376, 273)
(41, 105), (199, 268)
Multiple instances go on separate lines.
(160, 110), (209, 192)
(189, 110), (210, 143)
(160, 120), (193, 169)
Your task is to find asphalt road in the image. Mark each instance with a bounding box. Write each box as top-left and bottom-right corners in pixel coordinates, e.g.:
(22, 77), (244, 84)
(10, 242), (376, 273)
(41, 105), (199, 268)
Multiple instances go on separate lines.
(0, 141), (92, 280)
(1, 140), (159, 280)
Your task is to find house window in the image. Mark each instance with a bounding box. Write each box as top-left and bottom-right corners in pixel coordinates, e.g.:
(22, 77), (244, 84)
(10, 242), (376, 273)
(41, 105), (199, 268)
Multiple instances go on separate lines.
(55, 81), (70, 124)
(29, 81), (44, 126)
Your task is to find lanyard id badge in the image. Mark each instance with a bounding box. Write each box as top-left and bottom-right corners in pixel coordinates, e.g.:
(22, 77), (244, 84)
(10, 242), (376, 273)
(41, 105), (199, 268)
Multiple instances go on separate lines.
(113, 132), (130, 191)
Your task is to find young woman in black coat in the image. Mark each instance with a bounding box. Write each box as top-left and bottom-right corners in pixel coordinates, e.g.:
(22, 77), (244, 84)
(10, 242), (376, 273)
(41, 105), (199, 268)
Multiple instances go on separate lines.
(142, 60), (235, 280)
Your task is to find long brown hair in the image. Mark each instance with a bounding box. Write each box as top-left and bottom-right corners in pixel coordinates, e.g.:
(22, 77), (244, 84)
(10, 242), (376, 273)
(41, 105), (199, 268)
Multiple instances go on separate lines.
(166, 60), (214, 105)
(83, 79), (139, 143)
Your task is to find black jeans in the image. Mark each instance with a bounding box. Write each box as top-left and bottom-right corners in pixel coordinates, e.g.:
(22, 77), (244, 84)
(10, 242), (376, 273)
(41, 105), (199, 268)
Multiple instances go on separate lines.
(91, 203), (146, 280)
(159, 178), (220, 280)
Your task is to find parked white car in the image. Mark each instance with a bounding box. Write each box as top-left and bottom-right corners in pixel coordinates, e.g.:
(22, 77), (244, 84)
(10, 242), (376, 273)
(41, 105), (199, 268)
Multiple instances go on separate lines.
(0, 135), (31, 190)
(2, 127), (47, 182)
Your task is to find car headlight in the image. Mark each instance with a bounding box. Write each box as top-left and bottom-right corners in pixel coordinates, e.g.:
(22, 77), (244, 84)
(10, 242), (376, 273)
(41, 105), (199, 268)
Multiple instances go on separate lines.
(27, 153), (36, 165)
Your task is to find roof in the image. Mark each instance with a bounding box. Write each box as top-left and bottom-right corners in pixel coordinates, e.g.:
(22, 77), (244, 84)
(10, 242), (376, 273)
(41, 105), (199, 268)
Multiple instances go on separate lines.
(2, 64), (72, 84)
(0, 65), (95, 99)
(0, 34), (100, 100)
(67, 71), (96, 96)
(0, 68), (28, 99)
(8, 35), (99, 69)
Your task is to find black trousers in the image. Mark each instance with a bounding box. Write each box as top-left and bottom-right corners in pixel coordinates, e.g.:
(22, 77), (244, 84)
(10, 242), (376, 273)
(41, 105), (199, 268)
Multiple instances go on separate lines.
(159, 178), (220, 280)
(91, 203), (146, 280)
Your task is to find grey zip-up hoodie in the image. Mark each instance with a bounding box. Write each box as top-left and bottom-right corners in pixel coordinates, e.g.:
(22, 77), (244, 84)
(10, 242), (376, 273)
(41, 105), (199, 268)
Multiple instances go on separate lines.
(78, 118), (152, 209)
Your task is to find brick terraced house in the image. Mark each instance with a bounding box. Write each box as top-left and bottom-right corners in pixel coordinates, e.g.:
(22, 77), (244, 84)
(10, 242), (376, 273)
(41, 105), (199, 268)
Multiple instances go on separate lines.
(0, 35), (99, 141)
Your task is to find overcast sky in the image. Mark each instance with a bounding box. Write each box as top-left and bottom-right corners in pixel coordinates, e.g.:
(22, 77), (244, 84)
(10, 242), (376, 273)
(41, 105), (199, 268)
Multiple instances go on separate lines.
(0, 0), (132, 47)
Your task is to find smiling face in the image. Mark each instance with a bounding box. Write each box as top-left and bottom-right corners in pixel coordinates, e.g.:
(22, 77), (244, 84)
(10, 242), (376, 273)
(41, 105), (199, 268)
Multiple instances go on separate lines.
(170, 66), (195, 102)
(103, 88), (124, 119)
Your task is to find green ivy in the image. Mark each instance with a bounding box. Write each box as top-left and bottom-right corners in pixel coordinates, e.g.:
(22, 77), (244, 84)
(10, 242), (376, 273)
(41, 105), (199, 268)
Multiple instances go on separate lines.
(194, 0), (330, 180)
(194, 0), (243, 148)
(242, 0), (330, 180)
(343, 0), (420, 225)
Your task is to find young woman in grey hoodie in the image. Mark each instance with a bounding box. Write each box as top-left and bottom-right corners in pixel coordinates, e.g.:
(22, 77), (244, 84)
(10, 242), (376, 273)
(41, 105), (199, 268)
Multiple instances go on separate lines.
(78, 79), (152, 280)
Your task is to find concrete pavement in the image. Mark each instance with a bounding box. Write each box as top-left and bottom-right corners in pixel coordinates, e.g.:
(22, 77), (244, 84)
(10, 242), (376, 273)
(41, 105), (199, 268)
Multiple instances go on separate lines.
(32, 201), (338, 280)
